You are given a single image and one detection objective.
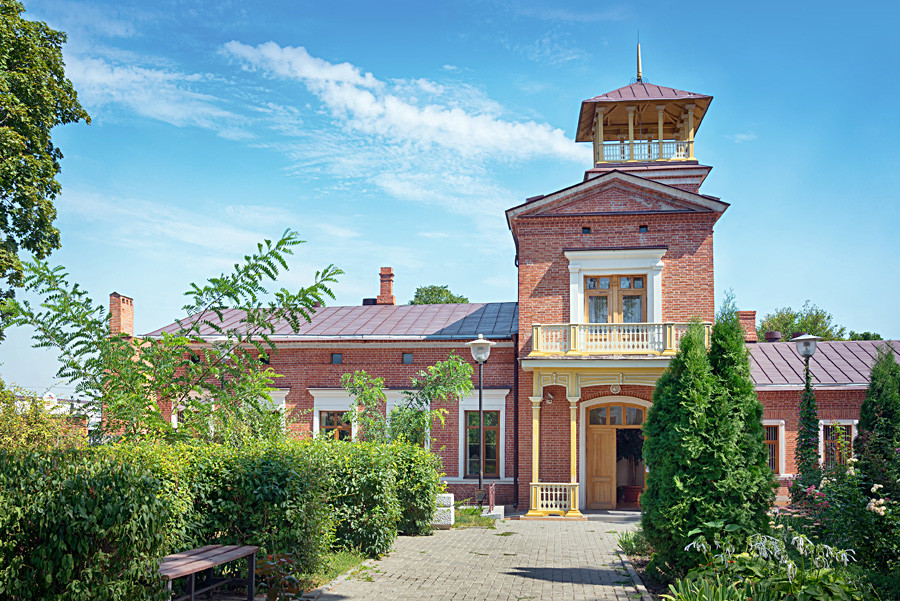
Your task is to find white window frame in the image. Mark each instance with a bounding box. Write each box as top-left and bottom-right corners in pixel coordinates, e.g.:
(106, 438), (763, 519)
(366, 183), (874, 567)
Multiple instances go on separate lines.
(564, 248), (665, 324)
(818, 419), (858, 466)
(762, 419), (788, 476)
(309, 388), (408, 440)
(457, 389), (510, 480)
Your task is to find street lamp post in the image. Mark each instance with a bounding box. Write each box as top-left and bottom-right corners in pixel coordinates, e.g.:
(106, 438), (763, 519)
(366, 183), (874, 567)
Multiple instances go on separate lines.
(791, 334), (823, 481)
(466, 334), (495, 503)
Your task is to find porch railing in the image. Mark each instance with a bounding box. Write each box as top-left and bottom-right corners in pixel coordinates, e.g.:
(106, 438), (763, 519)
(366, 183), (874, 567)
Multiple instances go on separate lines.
(601, 139), (689, 162)
(529, 482), (579, 517)
(530, 322), (712, 356)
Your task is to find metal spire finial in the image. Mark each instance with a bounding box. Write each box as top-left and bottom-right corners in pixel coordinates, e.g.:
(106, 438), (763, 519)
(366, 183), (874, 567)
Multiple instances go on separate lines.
(636, 34), (643, 83)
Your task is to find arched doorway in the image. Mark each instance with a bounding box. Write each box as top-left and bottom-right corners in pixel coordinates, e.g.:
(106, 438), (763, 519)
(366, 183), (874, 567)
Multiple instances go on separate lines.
(579, 396), (649, 510)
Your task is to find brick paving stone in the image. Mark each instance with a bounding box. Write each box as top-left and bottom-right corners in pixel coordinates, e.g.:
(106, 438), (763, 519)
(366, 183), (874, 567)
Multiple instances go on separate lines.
(317, 512), (641, 601)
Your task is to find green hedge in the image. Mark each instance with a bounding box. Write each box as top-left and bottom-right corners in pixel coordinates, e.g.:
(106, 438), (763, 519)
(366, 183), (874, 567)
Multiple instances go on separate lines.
(0, 439), (443, 599)
(391, 443), (441, 536)
(0, 450), (171, 601)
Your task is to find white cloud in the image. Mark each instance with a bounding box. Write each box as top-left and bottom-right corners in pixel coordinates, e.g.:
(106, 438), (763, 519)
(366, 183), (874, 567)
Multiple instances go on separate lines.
(221, 41), (588, 163)
(513, 32), (587, 66)
(729, 132), (758, 143)
(66, 55), (246, 138)
(518, 6), (628, 23)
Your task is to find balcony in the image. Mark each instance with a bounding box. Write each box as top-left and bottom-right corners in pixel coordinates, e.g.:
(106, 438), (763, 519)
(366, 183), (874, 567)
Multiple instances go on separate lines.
(527, 482), (581, 518)
(600, 139), (689, 163)
(530, 322), (712, 356)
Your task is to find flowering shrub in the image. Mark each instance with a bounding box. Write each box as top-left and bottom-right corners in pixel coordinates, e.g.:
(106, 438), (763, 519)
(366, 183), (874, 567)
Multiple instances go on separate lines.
(673, 521), (868, 601)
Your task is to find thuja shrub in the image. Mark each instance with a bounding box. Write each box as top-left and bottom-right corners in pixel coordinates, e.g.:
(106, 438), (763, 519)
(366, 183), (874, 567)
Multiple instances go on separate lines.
(642, 316), (773, 580)
(0, 450), (171, 601)
(321, 440), (401, 556)
(188, 442), (333, 576)
(391, 442), (442, 536)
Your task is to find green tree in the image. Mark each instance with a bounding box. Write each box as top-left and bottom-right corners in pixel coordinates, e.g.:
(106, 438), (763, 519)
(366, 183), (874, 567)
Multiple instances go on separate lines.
(792, 357), (821, 501)
(0, 1), (90, 312)
(408, 285), (468, 305)
(756, 301), (846, 341)
(707, 294), (776, 526)
(0, 378), (85, 449)
(391, 354), (473, 445)
(848, 331), (883, 341)
(642, 323), (720, 578)
(642, 310), (775, 581)
(2, 230), (340, 443)
(856, 344), (900, 499)
(341, 370), (389, 443)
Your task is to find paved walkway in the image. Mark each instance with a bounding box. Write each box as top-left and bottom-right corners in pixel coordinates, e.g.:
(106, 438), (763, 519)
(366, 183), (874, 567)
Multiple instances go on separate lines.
(317, 512), (642, 601)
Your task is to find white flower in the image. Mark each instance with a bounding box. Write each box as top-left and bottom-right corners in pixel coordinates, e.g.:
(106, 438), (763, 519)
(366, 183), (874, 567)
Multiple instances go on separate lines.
(847, 457), (859, 464)
(872, 484), (883, 493)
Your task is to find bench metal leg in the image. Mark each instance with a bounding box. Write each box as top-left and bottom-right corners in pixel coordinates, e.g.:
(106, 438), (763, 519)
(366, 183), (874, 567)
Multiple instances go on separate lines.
(247, 553), (256, 601)
(188, 573), (195, 601)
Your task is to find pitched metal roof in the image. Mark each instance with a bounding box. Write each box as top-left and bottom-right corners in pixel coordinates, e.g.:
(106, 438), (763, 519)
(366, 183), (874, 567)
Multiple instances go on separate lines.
(583, 82), (710, 103)
(146, 302), (519, 341)
(749, 341), (900, 388)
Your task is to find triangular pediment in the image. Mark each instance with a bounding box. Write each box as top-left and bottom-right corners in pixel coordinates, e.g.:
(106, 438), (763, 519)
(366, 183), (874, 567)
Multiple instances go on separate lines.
(508, 171), (727, 221)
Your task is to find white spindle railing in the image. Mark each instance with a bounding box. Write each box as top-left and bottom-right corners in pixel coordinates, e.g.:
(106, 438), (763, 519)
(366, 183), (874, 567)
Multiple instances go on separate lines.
(530, 482), (578, 516)
(601, 139), (688, 162)
(531, 322), (712, 356)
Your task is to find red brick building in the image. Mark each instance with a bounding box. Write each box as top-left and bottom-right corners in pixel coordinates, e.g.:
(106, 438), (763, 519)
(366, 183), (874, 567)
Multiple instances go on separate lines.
(135, 72), (896, 514)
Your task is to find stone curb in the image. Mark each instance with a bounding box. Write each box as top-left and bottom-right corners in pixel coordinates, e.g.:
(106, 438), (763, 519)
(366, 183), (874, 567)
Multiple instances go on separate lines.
(299, 557), (380, 600)
(616, 549), (654, 601)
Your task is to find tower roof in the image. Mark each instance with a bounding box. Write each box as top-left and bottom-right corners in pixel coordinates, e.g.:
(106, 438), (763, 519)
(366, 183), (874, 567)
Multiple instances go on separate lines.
(576, 82), (712, 143)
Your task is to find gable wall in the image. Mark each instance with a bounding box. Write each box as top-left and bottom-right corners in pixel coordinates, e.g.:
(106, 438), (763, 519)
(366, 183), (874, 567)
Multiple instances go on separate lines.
(514, 211), (718, 354)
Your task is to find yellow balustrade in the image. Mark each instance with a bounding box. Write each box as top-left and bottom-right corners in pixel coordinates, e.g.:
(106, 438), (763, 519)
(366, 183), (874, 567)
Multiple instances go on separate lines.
(529, 483), (580, 517)
(529, 322), (712, 356)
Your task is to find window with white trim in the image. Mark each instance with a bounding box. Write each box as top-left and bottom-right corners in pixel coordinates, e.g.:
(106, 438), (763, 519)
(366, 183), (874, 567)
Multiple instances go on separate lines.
(762, 419), (786, 475)
(456, 389), (509, 480)
(819, 420), (857, 468)
(465, 410), (499, 477)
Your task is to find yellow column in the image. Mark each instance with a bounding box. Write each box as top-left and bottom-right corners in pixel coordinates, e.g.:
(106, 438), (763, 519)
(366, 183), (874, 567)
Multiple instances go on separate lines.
(525, 396), (544, 517)
(566, 397), (583, 517)
(656, 105), (665, 160)
(626, 106), (635, 161)
(686, 103), (695, 159)
(593, 108), (604, 165)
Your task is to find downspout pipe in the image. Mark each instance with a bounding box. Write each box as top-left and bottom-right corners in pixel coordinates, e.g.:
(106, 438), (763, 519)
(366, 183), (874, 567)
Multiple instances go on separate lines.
(512, 332), (519, 510)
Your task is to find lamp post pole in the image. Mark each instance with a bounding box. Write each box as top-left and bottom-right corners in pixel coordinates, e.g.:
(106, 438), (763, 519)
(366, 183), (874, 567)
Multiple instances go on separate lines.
(792, 334), (822, 483)
(466, 334), (495, 506)
(478, 360), (484, 492)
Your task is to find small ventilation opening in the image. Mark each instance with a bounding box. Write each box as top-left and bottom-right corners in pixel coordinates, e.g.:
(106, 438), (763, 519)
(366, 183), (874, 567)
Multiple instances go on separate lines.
(639, 225), (648, 233)
(331, 353), (343, 365)
(582, 227), (591, 235)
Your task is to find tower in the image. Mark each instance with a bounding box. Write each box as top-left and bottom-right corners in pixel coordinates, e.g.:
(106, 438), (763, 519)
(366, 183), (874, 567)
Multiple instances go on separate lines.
(575, 47), (714, 193)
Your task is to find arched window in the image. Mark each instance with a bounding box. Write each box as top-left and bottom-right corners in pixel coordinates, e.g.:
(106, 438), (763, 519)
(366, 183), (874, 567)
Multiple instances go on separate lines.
(588, 403), (644, 426)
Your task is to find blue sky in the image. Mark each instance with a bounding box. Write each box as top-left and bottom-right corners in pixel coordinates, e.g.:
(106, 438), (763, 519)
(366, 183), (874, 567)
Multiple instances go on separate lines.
(4, 0), (899, 396)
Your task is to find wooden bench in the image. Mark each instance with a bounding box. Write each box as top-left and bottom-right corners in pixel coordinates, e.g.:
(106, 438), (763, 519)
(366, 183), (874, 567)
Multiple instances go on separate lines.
(159, 544), (257, 601)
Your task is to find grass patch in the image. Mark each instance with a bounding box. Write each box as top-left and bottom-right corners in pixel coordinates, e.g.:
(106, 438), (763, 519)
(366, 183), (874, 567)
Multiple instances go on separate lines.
(303, 549), (368, 590)
(616, 527), (652, 556)
(454, 505), (496, 529)
(494, 531), (516, 536)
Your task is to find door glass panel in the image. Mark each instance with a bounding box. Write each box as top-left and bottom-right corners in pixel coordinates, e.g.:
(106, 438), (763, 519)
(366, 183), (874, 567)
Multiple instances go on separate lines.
(467, 429), (480, 475)
(589, 407), (607, 425)
(586, 277), (597, 290)
(633, 277), (644, 289)
(609, 406), (623, 425)
(588, 296), (608, 323)
(622, 296), (643, 323)
(620, 277), (631, 289)
(596, 277), (610, 289)
(625, 406), (643, 425)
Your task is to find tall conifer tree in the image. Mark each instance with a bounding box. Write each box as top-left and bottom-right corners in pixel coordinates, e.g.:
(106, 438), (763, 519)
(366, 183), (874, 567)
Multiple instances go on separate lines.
(642, 323), (719, 578)
(707, 295), (775, 530)
(856, 344), (900, 498)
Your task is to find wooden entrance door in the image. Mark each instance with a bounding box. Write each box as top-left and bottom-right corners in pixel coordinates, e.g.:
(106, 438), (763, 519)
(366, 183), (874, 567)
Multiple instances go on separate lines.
(586, 427), (616, 509)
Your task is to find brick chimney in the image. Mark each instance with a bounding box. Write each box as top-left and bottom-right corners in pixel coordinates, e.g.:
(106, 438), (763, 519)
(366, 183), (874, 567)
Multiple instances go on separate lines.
(737, 310), (757, 343)
(110, 292), (134, 337)
(376, 267), (395, 305)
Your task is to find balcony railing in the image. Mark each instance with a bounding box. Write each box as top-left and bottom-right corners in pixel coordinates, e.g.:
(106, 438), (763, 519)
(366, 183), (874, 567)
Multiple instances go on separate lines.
(600, 139), (688, 163)
(530, 322), (712, 356)
(530, 482), (579, 517)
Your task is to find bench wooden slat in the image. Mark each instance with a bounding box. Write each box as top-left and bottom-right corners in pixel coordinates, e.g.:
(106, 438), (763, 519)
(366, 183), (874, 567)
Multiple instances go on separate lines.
(159, 545), (242, 575)
(160, 544), (221, 562)
(160, 545), (258, 580)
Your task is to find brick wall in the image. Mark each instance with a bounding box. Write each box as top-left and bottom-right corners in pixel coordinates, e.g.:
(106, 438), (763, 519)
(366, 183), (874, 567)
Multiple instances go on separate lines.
(109, 292), (134, 336)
